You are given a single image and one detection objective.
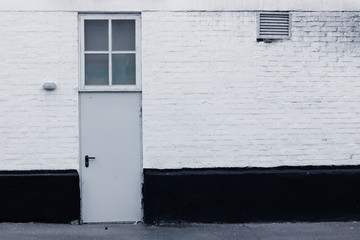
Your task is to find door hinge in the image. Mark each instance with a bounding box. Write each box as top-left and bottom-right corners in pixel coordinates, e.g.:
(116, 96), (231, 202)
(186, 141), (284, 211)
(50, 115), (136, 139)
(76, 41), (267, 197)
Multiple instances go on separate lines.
(139, 105), (142, 117)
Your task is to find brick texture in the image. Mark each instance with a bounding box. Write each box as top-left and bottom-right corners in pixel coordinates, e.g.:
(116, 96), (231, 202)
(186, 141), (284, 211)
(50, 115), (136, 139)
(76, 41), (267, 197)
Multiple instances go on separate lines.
(142, 11), (360, 168)
(0, 12), (79, 170)
(1, 11), (359, 170)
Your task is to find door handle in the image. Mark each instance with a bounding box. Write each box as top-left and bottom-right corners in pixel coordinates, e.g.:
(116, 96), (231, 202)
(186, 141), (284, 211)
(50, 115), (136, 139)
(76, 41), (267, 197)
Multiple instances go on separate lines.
(85, 155), (95, 168)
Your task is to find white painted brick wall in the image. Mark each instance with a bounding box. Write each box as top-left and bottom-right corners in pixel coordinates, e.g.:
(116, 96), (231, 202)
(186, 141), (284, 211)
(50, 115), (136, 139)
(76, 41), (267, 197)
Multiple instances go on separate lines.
(142, 11), (360, 169)
(0, 12), (79, 170)
(1, 11), (359, 170)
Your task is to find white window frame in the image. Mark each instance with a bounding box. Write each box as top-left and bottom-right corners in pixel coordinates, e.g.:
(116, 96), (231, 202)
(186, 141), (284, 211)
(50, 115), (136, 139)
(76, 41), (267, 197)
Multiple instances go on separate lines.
(79, 14), (141, 92)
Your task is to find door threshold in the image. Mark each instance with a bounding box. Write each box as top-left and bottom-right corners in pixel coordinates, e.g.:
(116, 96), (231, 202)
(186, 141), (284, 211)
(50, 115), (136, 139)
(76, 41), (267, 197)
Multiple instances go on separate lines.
(80, 221), (143, 225)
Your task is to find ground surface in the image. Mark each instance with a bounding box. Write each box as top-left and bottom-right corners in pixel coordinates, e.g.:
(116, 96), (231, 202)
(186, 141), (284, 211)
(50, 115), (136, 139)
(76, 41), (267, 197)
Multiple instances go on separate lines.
(0, 222), (359, 240)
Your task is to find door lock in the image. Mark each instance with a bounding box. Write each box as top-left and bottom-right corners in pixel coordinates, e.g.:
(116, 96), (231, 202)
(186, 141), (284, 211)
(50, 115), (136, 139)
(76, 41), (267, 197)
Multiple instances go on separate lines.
(85, 155), (95, 168)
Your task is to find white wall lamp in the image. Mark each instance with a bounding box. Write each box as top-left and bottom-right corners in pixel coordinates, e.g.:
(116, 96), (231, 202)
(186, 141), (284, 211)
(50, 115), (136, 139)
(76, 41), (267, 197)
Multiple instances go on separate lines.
(42, 82), (57, 91)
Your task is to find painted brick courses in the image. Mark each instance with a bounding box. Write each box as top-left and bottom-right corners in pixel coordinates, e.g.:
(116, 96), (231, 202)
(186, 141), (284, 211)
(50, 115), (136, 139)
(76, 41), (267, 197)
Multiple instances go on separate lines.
(0, 11), (359, 170)
(0, 12), (79, 170)
(142, 11), (360, 169)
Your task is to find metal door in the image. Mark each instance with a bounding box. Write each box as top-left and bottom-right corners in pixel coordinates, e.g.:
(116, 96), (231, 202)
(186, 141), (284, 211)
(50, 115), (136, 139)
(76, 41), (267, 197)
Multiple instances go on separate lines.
(80, 92), (142, 223)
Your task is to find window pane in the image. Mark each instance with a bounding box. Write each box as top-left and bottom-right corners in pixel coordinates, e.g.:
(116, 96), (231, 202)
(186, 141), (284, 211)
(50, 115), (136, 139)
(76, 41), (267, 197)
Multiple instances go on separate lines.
(112, 20), (135, 51)
(112, 54), (136, 85)
(85, 20), (108, 51)
(85, 54), (109, 85)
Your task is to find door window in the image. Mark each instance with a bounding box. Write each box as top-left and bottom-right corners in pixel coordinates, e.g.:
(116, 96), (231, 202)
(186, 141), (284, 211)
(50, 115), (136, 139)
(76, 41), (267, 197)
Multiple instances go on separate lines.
(80, 15), (141, 91)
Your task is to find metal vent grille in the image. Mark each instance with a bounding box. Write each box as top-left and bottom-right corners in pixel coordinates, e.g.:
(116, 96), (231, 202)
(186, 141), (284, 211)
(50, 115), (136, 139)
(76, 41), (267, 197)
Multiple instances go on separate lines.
(258, 12), (291, 40)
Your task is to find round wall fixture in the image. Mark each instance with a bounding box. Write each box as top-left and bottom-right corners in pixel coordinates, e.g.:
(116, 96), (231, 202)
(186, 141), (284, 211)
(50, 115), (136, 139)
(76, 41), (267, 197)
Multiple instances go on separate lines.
(42, 82), (57, 91)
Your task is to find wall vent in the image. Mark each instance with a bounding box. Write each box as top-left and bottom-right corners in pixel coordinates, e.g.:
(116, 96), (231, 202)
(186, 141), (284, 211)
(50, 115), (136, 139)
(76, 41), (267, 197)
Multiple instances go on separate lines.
(257, 12), (291, 42)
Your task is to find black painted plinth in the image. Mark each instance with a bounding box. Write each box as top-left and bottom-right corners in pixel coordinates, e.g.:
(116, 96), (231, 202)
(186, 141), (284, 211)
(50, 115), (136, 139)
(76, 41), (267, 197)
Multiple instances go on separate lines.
(0, 170), (80, 223)
(143, 166), (360, 223)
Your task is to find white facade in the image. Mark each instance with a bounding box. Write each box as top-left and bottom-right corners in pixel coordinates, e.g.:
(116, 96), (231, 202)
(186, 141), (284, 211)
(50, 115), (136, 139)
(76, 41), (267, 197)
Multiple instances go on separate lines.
(142, 11), (360, 168)
(0, 12), (79, 170)
(1, 0), (359, 11)
(0, 1), (360, 170)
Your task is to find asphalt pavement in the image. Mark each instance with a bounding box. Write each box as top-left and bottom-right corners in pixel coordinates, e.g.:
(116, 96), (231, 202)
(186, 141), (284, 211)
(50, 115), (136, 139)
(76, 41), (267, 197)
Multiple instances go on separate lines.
(0, 221), (359, 240)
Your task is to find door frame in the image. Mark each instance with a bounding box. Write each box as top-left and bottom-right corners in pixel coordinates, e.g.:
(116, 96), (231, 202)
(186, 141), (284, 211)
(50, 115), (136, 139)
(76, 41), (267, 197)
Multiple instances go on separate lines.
(77, 13), (143, 223)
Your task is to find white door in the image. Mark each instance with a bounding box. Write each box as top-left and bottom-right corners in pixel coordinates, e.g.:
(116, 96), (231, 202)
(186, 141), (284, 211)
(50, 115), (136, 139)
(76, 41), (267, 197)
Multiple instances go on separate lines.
(80, 92), (142, 223)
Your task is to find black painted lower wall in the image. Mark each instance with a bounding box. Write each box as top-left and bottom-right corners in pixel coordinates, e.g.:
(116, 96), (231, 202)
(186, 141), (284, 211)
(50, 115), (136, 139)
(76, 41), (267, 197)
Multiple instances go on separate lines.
(0, 170), (80, 223)
(143, 166), (360, 223)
